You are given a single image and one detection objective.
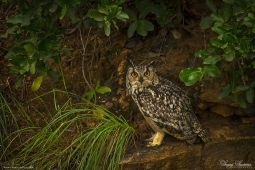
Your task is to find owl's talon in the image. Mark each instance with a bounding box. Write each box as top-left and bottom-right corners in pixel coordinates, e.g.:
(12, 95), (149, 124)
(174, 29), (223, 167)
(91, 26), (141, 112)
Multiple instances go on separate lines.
(145, 141), (160, 148)
(144, 133), (156, 142)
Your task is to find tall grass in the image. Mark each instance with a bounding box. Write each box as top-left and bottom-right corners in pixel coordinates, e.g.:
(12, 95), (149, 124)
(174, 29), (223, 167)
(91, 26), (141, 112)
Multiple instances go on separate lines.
(1, 89), (135, 170)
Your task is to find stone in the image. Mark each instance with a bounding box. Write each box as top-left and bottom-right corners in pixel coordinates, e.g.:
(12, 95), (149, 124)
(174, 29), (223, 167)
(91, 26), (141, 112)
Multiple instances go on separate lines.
(241, 117), (255, 124)
(121, 111), (255, 170)
(209, 104), (234, 117)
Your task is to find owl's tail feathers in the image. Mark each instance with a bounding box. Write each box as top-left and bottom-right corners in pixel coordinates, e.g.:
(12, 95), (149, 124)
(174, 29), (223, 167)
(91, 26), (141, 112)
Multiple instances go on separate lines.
(193, 122), (211, 143)
(198, 129), (211, 143)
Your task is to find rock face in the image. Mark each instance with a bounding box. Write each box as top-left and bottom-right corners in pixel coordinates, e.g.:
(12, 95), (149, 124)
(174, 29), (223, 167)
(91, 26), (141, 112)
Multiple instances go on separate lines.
(199, 76), (255, 116)
(121, 112), (255, 170)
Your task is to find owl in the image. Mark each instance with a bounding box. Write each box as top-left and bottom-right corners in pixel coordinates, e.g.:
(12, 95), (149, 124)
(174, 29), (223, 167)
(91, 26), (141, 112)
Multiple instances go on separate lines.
(126, 59), (210, 147)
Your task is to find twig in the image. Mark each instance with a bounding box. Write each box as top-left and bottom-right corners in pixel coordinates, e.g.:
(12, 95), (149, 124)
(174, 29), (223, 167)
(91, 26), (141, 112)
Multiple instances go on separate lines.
(4, 4), (13, 16)
(166, 47), (172, 56)
(0, 46), (8, 51)
(65, 28), (78, 35)
(145, 33), (160, 54)
(79, 27), (93, 90)
(158, 36), (165, 55)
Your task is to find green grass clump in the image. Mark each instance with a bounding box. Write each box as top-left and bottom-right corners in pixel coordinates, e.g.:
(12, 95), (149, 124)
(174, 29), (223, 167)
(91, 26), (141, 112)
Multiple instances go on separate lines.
(1, 89), (135, 170)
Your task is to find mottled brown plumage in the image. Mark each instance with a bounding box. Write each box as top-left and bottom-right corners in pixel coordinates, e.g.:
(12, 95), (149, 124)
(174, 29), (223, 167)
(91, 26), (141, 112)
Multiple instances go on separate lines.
(126, 60), (210, 146)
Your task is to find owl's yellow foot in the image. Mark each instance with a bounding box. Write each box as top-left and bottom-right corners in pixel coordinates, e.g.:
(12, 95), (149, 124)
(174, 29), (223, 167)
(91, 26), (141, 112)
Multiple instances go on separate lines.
(145, 131), (165, 147)
(144, 133), (156, 142)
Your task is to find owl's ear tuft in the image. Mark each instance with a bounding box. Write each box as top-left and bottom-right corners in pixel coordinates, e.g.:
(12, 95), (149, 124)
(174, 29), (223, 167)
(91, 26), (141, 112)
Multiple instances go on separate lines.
(127, 58), (135, 67)
(148, 60), (155, 67)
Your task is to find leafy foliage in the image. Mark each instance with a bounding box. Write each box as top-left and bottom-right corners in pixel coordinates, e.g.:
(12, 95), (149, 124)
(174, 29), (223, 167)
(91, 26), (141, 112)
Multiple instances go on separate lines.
(86, 80), (112, 101)
(1, 0), (72, 90)
(179, 0), (255, 108)
(87, 1), (129, 36)
(1, 0), (179, 91)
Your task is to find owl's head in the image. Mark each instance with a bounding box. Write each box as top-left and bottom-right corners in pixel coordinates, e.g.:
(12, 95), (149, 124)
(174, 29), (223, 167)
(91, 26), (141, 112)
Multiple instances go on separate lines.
(126, 59), (158, 91)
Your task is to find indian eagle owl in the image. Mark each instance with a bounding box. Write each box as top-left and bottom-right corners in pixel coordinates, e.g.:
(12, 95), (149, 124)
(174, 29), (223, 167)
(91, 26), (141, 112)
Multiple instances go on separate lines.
(126, 59), (210, 147)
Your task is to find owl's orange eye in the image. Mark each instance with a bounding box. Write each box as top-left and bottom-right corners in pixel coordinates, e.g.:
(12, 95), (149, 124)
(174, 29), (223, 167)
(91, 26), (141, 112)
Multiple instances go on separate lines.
(144, 71), (150, 76)
(131, 72), (138, 77)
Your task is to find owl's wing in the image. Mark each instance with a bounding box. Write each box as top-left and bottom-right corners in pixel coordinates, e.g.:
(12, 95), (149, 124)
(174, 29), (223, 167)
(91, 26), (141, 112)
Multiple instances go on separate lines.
(136, 80), (205, 143)
(136, 82), (191, 130)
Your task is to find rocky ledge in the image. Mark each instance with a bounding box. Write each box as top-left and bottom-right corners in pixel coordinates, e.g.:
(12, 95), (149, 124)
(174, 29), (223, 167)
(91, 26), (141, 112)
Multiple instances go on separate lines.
(121, 112), (255, 170)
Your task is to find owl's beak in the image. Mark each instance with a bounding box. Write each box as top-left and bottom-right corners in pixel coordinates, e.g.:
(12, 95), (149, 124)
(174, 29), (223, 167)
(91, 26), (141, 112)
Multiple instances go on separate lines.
(139, 76), (144, 83)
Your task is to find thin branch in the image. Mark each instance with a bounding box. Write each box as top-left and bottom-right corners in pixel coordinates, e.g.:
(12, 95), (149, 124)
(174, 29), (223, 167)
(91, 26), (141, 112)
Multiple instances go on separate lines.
(145, 33), (160, 54)
(79, 27), (92, 90)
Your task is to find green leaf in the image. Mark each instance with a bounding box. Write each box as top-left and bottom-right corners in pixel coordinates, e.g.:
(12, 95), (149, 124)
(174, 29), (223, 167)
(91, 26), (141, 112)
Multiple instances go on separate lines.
(136, 19), (153, 36)
(87, 9), (105, 21)
(151, 4), (166, 17)
(204, 64), (221, 77)
(203, 55), (221, 64)
(183, 76), (200, 86)
(38, 39), (52, 51)
(95, 80), (100, 90)
(21, 15), (30, 27)
(222, 49), (235, 61)
(31, 76), (43, 92)
(96, 86), (112, 94)
(138, 3), (151, 19)
(248, 13), (255, 20)
(10, 66), (20, 74)
(218, 84), (231, 99)
(30, 60), (36, 74)
(246, 88), (254, 103)
(210, 13), (224, 23)
(42, 54), (53, 63)
(56, 0), (67, 7)
(222, 33), (237, 43)
(235, 0), (246, 9)
(232, 94), (246, 108)
(23, 59), (30, 72)
(86, 90), (95, 101)
(179, 68), (202, 86)
(7, 14), (23, 24)
(250, 81), (255, 88)
(244, 16), (254, 27)
(128, 20), (138, 38)
(59, 4), (67, 19)
(123, 8), (137, 21)
(15, 76), (23, 89)
(104, 24), (110, 36)
(0, 26), (18, 38)
(206, 0), (217, 13)
(98, 5), (109, 15)
(222, 4), (232, 21)
(116, 11), (129, 21)
(234, 85), (249, 92)
(66, 6), (75, 20)
(47, 70), (60, 82)
(212, 25), (226, 34)
(200, 16), (214, 29)
(239, 38), (249, 52)
(210, 38), (228, 49)
(24, 43), (35, 54)
(49, 1), (59, 13)
(195, 49), (206, 58)
(108, 5), (121, 19)
(140, 19), (154, 31)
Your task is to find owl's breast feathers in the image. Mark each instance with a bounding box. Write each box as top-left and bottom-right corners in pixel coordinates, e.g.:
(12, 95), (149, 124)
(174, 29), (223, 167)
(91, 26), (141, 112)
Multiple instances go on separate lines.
(132, 78), (197, 133)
